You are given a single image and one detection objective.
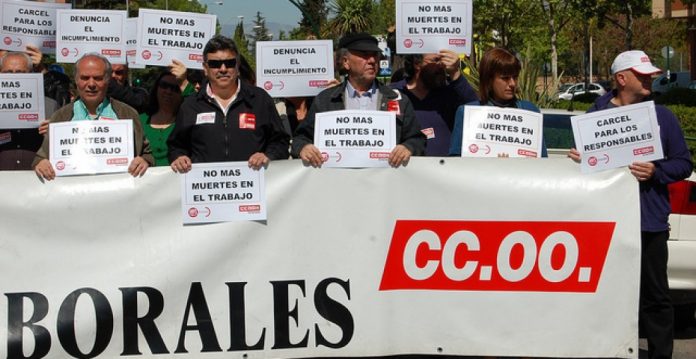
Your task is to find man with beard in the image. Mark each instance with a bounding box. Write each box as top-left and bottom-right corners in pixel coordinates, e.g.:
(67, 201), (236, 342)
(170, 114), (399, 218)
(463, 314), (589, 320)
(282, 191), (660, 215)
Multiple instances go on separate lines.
(390, 51), (478, 156)
(292, 33), (425, 167)
(168, 36), (289, 172)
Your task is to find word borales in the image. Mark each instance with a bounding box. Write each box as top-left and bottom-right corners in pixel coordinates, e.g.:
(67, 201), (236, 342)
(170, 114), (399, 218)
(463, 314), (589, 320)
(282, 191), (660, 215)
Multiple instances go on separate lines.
(380, 220), (615, 292)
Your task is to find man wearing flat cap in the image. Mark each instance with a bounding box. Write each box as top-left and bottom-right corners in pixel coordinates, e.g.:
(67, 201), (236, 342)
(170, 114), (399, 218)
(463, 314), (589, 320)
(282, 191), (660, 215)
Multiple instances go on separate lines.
(291, 32), (425, 167)
(570, 50), (692, 359)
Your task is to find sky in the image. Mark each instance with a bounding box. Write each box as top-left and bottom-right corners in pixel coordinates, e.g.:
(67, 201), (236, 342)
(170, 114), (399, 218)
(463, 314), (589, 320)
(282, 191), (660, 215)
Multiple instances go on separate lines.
(200, 0), (304, 35)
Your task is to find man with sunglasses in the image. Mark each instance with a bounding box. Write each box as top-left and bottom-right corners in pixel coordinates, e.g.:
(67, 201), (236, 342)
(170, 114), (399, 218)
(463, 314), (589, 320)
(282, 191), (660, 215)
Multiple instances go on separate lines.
(570, 50), (692, 359)
(292, 32), (425, 167)
(168, 35), (289, 172)
(389, 51), (478, 156)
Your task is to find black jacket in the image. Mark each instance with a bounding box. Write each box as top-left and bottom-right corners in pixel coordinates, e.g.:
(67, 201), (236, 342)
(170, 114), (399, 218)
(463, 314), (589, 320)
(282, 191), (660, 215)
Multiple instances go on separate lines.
(168, 81), (289, 163)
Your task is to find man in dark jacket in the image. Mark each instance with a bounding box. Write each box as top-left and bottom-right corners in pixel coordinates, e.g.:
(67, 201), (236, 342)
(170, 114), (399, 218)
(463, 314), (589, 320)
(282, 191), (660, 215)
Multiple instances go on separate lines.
(168, 36), (289, 172)
(570, 50), (693, 359)
(292, 33), (425, 167)
(390, 50), (478, 156)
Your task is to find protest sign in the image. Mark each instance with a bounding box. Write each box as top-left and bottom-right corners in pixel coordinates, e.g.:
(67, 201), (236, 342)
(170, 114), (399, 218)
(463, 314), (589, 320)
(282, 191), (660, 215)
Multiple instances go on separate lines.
(56, 9), (126, 64)
(459, 106), (543, 158)
(571, 101), (663, 173)
(0, 73), (45, 129)
(396, 0), (472, 55)
(315, 110), (396, 168)
(49, 120), (134, 176)
(256, 40), (334, 97)
(0, 0), (69, 54)
(136, 9), (216, 70)
(124, 17), (145, 69)
(181, 162), (266, 224)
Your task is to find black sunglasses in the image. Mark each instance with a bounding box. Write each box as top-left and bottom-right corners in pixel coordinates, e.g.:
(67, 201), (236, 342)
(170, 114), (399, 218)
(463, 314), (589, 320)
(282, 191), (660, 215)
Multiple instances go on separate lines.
(159, 81), (181, 93)
(206, 58), (237, 69)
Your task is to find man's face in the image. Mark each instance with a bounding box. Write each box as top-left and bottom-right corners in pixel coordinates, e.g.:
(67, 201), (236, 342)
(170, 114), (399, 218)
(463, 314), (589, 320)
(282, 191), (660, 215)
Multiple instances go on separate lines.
(0, 54), (30, 73)
(203, 50), (238, 91)
(419, 54), (447, 90)
(343, 49), (378, 87)
(619, 69), (653, 100)
(76, 57), (109, 110)
(111, 64), (128, 86)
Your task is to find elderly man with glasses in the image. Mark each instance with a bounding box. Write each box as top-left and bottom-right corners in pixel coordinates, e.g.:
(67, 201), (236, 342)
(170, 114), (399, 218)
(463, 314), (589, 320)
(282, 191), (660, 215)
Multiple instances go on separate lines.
(168, 35), (289, 172)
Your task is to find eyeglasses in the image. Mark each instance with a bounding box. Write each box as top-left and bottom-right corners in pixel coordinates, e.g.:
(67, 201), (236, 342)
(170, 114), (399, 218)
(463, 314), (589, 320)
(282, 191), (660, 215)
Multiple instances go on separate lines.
(206, 58), (237, 69)
(159, 81), (181, 93)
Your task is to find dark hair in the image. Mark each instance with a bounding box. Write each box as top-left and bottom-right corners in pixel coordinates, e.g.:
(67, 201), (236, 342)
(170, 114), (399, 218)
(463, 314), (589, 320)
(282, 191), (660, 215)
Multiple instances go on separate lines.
(478, 48), (521, 104)
(203, 35), (239, 62)
(146, 71), (179, 116)
(402, 54), (423, 79)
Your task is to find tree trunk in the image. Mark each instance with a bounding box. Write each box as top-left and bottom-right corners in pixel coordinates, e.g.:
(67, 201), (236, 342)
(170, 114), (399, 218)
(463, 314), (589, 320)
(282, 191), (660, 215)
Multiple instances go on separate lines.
(625, 2), (634, 50)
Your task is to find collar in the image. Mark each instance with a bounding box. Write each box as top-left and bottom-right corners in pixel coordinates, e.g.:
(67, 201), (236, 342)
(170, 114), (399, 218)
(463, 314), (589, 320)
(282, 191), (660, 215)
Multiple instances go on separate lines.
(487, 97), (518, 108)
(205, 79), (241, 102)
(345, 80), (378, 98)
(72, 98), (116, 121)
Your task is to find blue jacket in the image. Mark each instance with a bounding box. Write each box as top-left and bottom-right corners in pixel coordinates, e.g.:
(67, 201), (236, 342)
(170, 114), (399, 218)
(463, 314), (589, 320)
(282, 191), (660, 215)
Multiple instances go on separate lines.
(449, 99), (548, 157)
(390, 76), (478, 156)
(589, 91), (693, 232)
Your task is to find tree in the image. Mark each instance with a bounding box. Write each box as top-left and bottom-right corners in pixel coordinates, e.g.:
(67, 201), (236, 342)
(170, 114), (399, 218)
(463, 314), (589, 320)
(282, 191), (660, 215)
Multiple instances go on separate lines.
(249, 11), (272, 55)
(324, 0), (373, 39)
(594, 0), (651, 50)
(288, 0), (328, 38)
(538, 0), (576, 86)
(233, 19), (255, 70)
(472, 0), (538, 51)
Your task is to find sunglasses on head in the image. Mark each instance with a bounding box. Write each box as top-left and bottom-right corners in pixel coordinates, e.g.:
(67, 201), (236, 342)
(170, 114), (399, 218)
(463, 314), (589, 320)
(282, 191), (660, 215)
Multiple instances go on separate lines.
(206, 58), (237, 69)
(159, 81), (181, 92)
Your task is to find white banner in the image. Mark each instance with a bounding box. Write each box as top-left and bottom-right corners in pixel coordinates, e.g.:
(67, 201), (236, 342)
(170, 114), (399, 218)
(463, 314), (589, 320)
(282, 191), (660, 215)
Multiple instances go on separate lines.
(256, 40), (334, 97)
(0, 0), (70, 54)
(136, 9), (216, 70)
(461, 106), (543, 157)
(315, 110), (396, 167)
(0, 159), (640, 359)
(181, 162), (266, 224)
(48, 120), (134, 176)
(56, 9), (126, 64)
(0, 73), (45, 128)
(396, 0), (473, 55)
(571, 101), (663, 173)
(124, 17), (145, 69)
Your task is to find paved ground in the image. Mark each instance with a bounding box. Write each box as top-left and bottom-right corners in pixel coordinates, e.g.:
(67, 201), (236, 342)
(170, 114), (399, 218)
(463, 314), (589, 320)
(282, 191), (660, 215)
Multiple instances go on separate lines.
(640, 304), (696, 359)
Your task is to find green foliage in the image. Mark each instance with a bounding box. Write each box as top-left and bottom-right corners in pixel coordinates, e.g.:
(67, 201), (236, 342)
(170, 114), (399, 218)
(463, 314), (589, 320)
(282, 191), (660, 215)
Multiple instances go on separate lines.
(669, 105), (696, 163)
(570, 92), (600, 103)
(548, 100), (593, 112)
(324, 0), (373, 39)
(233, 21), (255, 71)
(655, 88), (696, 107)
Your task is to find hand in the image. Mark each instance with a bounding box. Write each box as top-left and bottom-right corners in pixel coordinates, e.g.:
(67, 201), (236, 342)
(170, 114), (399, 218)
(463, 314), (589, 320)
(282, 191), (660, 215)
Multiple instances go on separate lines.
(128, 156), (149, 177)
(325, 78), (341, 88)
(568, 148), (581, 163)
(169, 59), (188, 89)
(25, 45), (42, 67)
(34, 159), (55, 181)
(38, 120), (49, 135)
(171, 155), (192, 173)
(388, 144), (412, 168)
(439, 49), (461, 80)
(299, 144), (324, 168)
(248, 152), (269, 170)
(629, 161), (656, 182)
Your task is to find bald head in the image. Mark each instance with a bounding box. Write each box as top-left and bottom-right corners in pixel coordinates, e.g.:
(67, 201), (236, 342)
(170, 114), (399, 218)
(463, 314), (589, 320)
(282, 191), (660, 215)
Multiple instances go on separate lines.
(0, 52), (32, 73)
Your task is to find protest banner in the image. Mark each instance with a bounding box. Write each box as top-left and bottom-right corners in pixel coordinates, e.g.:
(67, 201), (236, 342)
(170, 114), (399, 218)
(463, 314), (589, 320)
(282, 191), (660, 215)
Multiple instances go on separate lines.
(0, 159), (640, 358)
(315, 110), (396, 167)
(396, 0), (473, 55)
(0, 0), (70, 54)
(55, 9), (126, 64)
(124, 17), (145, 69)
(136, 9), (216, 70)
(181, 162), (266, 224)
(256, 40), (334, 97)
(571, 101), (663, 173)
(459, 106), (543, 157)
(48, 120), (134, 176)
(0, 73), (45, 129)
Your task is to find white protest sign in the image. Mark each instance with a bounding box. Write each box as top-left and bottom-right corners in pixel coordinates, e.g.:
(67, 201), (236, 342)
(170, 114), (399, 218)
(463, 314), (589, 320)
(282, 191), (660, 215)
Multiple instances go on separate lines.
(0, 73), (45, 129)
(137, 9), (216, 70)
(256, 40), (334, 97)
(125, 18), (145, 69)
(571, 101), (663, 173)
(49, 120), (134, 176)
(181, 162), (266, 224)
(55, 9), (126, 64)
(460, 106), (543, 158)
(396, 0), (472, 55)
(0, 0), (70, 54)
(315, 110), (396, 168)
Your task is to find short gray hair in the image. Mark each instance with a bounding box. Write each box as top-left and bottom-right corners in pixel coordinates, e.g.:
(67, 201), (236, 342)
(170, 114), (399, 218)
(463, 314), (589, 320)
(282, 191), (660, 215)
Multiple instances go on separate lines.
(75, 53), (112, 81)
(0, 51), (32, 73)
